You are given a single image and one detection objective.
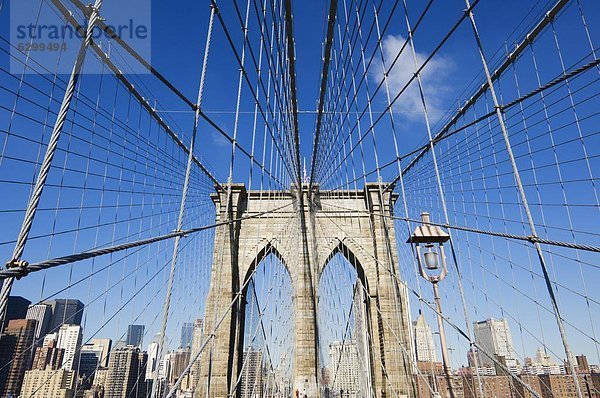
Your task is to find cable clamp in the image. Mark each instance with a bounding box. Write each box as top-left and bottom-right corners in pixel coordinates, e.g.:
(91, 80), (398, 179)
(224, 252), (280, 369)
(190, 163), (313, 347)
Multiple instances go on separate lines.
(5, 259), (28, 270)
(85, 4), (101, 18)
(174, 229), (187, 238)
(527, 235), (540, 244)
(5, 259), (28, 279)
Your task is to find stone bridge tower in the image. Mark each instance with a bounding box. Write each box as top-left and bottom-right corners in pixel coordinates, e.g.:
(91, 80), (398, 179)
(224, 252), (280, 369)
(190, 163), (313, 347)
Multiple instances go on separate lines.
(196, 183), (414, 398)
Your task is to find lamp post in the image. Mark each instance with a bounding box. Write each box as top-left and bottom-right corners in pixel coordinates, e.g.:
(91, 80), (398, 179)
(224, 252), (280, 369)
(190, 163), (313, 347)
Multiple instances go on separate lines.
(408, 212), (455, 398)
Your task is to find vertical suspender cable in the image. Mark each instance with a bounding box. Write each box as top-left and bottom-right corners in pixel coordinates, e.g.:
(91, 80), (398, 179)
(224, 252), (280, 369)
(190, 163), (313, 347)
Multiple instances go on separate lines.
(0, 0), (104, 326)
(150, 6), (215, 398)
(462, 2), (582, 397)
(309, 0), (338, 186)
(399, 1), (484, 396)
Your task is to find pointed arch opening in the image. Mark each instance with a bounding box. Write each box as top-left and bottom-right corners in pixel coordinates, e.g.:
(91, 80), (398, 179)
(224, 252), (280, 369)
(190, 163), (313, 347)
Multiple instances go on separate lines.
(237, 243), (294, 398)
(317, 241), (374, 398)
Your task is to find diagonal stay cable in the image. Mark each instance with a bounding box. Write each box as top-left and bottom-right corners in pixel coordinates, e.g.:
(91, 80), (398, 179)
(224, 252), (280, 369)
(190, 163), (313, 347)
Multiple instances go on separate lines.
(319, 200), (600, 253)
(311, 200), (544, 398)
(330, 53), (600, 191)
(166, 206), (299, 397)
(309, 0), (338, 186)
(0, 201), (295, 280)
(399, 0), (572, 178)
(318, 0), (481, 186)
(49, 0), (287, 189)
(210, 0), (297, 179)
(48, 0), (221, 187)
(284, 0), (301, 185)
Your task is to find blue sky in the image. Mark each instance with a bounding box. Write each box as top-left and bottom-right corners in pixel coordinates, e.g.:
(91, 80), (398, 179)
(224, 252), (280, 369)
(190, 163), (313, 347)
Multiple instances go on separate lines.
(0, 0), (598, 372)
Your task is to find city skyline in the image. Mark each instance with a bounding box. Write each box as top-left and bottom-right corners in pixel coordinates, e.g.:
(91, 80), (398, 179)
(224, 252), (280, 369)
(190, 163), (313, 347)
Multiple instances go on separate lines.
(2, 292), (599, 398)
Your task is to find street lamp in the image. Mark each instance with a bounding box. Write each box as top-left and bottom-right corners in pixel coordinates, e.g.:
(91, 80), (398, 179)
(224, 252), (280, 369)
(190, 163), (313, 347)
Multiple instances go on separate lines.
(408, 212), (455, 398)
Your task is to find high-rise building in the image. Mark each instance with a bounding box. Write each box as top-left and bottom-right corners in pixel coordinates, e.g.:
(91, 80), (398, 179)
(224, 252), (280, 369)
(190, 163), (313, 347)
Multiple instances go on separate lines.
(126, 324), (145, 348)
(521, 347), (565, 375)
(539, 374), (593, 398)
(189, 319), (204, 389)
(146, 341), (160, 381)
(113, 339), (127, 350)
(26, 303), (52, 343)
(93, 367), (110, 389)
(320, 367), (331, 388)
(45, 299), (84, 332)
(473, 318), (518, 369)
(352, 281), (371, 397)
(577, 355), (590, 373)
(79, 338), (112, 384)
(2, 296), (31, 329)
(0, 319), (37, 397)
(104, 346), (148, 398)
(513, 375), (543, 398)
(181, 322), (194, 348)
(169, 348), (190, 384)
(190, 319), (204, 356)
(329, 341), (360, 397)
(137, 350), (149, 397)
(535, 346), (555, 366)
(416, 374), (465, 398)
(240, 348), (263, 398)
(21, 368), (76, 398)
(462, 375), (514, 398)
(168, 347), (191, 386)
(57, 324), (83, 372)
(158, 354), (172, 387)
(92, 338), (112, 367)
(44, 332), (59, 345)
(413, 312), (437, 362)
(32, 334), (64, 370)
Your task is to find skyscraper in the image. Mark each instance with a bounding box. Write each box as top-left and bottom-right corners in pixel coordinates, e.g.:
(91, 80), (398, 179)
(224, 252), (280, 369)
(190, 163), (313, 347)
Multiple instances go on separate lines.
(191, 319), (204, 353)
(126, 324), (145, 347)
(104, 346), (148, 398)
(32, 334), (64, 371)
(57, 324), (83, 372)
(0, 319), (37, 397)
(189, 319), (204, 389)
(352, 282), (372, 397)
(413, 312), (437, 362)
(26, 303), (52, 343)
(576, 355), (590, 372)
(329, 341), (360, 397)
(180, 322), (194, 348)
(240, 348), (263, 398)
(473, 318), (518, 369)
(3, 296), (31, 329)
(21, 368), (75, 398)
(169, 347), (191, 385)
(79, 338), (112, 384)
(146, 341), (160, 381)
(46, 299), (84, 332)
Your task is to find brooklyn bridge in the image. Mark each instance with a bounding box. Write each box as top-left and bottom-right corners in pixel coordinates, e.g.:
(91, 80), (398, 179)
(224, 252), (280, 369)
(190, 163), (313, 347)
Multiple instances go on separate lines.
(0, 0), (598, 397)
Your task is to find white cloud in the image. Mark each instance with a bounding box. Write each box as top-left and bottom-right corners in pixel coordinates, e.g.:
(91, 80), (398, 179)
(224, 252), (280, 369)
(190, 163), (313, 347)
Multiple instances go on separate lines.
(371, 34), (452, 123)
(211, 130), (230, 148)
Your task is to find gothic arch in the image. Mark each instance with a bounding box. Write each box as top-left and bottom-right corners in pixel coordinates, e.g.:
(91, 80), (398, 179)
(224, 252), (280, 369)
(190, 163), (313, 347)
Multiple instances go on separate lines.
(242, 240), (293, 289)
(319, 239), (371, 295)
